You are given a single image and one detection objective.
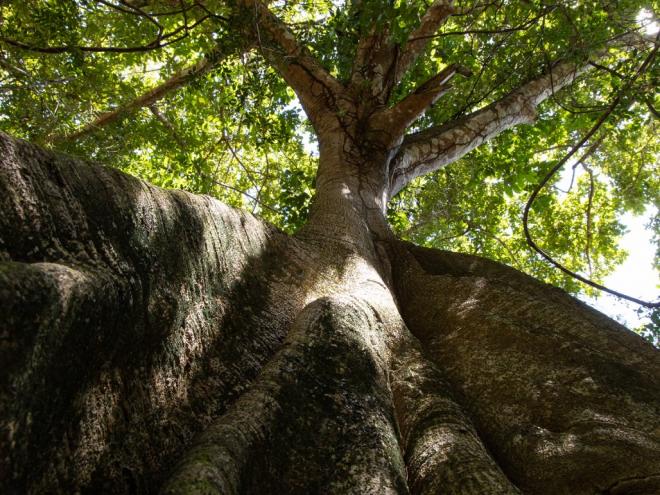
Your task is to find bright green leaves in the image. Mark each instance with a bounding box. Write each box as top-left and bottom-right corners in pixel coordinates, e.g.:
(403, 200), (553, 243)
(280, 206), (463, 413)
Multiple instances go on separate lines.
(0, 0), (657, 302)
(58, 48), (314, 232)
(273, 166), (316, 232)
(635, 306), (660, 346)
(1, 1), (316, 231)
(0, 0), (225, 142)
(394, 96), (657, 296)
(387, 0), (659, 297)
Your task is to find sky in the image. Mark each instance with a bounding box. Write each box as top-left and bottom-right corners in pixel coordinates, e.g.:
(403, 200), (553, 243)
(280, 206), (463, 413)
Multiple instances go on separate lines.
(554, 158), (658, 330)
(563, 10), (659, 330)
(581, 210), (658, 329)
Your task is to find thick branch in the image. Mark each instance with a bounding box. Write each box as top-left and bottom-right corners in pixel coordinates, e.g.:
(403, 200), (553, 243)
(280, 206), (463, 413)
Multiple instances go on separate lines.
(348, 0), (454, 106)
(395, 0), (454, 84)
(389, 32), (658, 195)
(349, 28), (399, 104)
(389, 58), (589, 196)
(238, 0), (346, 131)
(370, 64), (470, 144)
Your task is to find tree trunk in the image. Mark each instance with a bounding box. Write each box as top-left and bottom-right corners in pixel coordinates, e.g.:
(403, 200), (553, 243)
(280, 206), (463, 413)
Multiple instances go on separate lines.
(1, 131), (659, 494)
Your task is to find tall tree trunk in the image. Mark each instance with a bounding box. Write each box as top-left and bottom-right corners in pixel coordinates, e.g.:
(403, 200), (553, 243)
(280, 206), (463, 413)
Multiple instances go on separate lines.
(1, 131), (659, 495)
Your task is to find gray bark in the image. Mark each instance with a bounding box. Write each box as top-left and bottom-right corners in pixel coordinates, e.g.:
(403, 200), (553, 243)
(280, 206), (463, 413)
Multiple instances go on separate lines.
(391, 243), (660, 494)
(0, 132), (307, 492)
(1, 131), (659, 495)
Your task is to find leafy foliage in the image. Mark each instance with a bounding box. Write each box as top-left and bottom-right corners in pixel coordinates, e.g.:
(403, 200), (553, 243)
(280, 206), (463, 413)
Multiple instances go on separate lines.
(635, 307), (660, 346)
(1, 0), (658, 314)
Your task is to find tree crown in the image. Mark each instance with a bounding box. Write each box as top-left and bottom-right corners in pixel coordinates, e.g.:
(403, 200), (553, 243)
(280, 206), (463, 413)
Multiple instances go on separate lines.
(0, 0), (657, 312)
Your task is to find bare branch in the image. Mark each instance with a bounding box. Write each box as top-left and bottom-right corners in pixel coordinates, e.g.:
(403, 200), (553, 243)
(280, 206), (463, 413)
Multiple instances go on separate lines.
(238, 0), (346, 130)
(584, 165), (595, 278)
(646, 98), (660, 118)
(149, 104), (187, 148)
(395, 0), (455, 84)
(389, 58), (593, 196)
(50, 42), (246, 142)
(370, 64), (471, 144)
(349, 27), (398, 103)
(0, 54), (30, 78)
(388, 29), (659, 195)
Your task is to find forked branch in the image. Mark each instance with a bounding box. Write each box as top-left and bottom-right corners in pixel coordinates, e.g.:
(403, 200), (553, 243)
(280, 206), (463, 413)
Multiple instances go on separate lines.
(349, 27), (398, 103)
(237, 0), (346, 130)
(349, 0), (455, 105)
(389, 31), (658, 195)
(370, 63), (471, 144)
(389, 58), (593, 196)
(395, 0), (455, 84)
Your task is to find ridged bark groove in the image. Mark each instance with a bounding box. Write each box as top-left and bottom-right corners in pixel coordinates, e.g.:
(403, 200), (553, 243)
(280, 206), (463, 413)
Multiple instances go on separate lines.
(2, 133), (659, 495)
(163, 295), (406, 495)
(0, 133), (310, 492)
(390, 344), (520, 495)
(391, 242), (660, 495)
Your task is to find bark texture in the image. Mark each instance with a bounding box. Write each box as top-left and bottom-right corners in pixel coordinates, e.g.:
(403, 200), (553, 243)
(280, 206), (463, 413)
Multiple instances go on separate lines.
(391, 242), (660, 494)
(1, 131), (659, 495)
(0, 132), (310, 492)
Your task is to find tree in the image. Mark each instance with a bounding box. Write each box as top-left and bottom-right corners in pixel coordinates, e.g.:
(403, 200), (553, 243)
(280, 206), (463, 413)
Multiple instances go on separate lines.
(1, 1), (659, 493)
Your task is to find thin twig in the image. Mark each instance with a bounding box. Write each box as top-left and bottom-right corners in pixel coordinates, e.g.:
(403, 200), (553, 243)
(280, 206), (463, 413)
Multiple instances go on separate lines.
(523, 35), (659, 308)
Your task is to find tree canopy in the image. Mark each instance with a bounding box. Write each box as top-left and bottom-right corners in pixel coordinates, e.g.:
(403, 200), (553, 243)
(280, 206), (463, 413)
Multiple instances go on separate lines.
(1, 0), (658, 322)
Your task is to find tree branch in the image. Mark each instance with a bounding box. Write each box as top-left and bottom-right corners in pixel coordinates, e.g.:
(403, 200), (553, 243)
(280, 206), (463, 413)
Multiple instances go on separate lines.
(395, 0), (455, 84)
(237, 0), (346, 131)
(389, 58), (592, 196)
(0, 13), (213, 54)
(521, 35), (660, 308)
(349, 27), (399, 104)
(370, 64), (471, 144)
(347, 0), (454, 107)
(387, 28), (659, 195)
(149, 104), (187, 148)
(50, 42), (246, 142)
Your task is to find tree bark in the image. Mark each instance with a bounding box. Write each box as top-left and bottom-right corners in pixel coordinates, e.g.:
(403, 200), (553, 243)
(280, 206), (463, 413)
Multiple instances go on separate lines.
(0, 131), (308, 492)
(391, 243), (660, 494)
(1, 131), (659, 495)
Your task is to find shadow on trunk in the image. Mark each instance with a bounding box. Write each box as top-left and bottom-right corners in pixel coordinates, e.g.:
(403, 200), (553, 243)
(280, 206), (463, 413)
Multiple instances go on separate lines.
(391, 241), (660, 495)
(0, 133), (308, 493)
